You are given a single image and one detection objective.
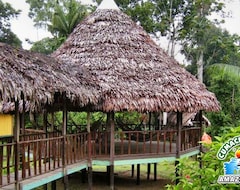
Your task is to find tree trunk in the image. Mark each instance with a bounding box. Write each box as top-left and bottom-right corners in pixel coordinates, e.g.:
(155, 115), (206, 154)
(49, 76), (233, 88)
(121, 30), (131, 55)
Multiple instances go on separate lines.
(197, 50), (204, 83)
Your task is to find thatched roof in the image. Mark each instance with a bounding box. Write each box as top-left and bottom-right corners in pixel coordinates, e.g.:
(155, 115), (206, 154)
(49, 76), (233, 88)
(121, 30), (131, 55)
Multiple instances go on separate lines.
(52, 1), (220, 113)
(0, 42), (100, 113)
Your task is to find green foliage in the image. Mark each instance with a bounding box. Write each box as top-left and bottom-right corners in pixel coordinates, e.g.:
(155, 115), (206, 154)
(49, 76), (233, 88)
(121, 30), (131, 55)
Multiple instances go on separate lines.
(27, 0), (88, 53)
(167, 126), (240, 190)
(30, 37), (65, 54)
(115, 111), (140, 125)
(185, 26), (240, 76)
(0, 0), (22, 47)
(49, 0), (88, 38)
(205, 66), (240, 136)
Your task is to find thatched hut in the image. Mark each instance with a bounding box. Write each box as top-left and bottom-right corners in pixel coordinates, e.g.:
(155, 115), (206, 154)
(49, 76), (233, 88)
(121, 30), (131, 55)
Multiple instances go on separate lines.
(0, 42), (100, 113)
(52, 0), (220, 113)
(52, 0), (220, 188)
(0, 1), (221, 189)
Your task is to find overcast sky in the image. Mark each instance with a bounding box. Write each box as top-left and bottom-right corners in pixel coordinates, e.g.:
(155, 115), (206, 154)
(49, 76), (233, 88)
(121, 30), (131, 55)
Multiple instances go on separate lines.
(2, 0), (240, 61)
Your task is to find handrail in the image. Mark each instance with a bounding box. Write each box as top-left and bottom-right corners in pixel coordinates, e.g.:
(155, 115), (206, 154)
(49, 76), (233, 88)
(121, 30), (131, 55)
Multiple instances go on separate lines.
(0, 127), (200, 187)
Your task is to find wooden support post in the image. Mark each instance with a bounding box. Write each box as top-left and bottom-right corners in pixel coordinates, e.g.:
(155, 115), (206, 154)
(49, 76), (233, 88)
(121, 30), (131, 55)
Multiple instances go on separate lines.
(131, 165), (134, 178)
(62, 96), (69, 190)
(21, 96), (25, 135)
(81, 168), (87, 183)
(21, 96), (26, 179)
(51, 181), (57, 190)
(147, 163), (151, 180)
(136, 164), (140, 185)
(175, 111), (182, 185)
(88, 166), (93, 189)
(51, 111), (55, 133)
(87, 112), (93, 190)
(107, 166), (110, 185)
(14, 101), (20, 190)
(109, 112), (115, 190)
(198, 110), (203, 169)
(148, 112), (152, 131)
(154, 163), (157, 181)
(43, 109), (49, 165)
(43, 184), (48, 190)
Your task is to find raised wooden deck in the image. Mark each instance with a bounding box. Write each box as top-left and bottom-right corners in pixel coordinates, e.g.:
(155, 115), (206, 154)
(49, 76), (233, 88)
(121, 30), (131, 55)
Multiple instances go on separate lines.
(0, 127), (201, 189)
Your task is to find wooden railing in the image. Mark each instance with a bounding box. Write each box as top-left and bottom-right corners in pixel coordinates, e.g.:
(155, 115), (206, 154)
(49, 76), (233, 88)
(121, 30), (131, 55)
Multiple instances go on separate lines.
(0, 132), (88, 187)
(91, 127), (201, 157)
(0, 127), (200, 187)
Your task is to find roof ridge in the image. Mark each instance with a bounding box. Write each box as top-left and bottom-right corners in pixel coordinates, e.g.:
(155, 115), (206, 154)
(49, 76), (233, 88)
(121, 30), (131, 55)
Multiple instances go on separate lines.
(97, 0), (119, 10)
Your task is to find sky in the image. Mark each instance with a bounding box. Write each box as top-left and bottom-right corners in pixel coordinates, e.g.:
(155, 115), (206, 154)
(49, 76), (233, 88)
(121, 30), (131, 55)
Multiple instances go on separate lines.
(2, 0), (240, 61)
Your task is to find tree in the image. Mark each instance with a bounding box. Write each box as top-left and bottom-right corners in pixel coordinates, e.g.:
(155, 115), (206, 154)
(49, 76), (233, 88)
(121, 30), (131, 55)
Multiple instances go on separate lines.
(185, 25), (240, 78)
(26, 0), (88, 53)
(95, 0), (225, 61)
(0, 0), (22, 47)
(179, 0), (224, 82)
(30, 37), (65, 54)
(206, 67), (240, 135)
(49, 0), (88, 38)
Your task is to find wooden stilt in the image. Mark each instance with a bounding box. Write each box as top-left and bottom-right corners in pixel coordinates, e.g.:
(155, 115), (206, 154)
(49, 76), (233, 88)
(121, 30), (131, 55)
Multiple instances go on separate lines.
(136, 164), (140, 185)
(147, 163), (151, 180)
(51, 180), (57, 190)
(175, 111), (182, 185)
(62, 95), (69, 190)
(88, 167), (93, 189)
(87, 112), (93, 190)
(82, 168), (87, 183)
(14, 100), (20, 190)
(21, 96), (26, 178)
(107, 166), (110, 185)
(109, 112), (115, 190)
(131, 165), (134, 178)
(154, 163), (157, 181)
(199, 110), (203, 169)
(43, 184), (48, 190)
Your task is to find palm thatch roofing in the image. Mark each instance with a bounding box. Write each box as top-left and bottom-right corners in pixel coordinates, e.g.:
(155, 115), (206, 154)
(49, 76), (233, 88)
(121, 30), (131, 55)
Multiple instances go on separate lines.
(52, 1), (220, 113)
(0, 42), (100, 113)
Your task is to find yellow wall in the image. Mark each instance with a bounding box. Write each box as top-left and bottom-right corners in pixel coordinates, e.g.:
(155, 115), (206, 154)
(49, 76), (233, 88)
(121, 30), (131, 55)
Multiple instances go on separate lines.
(0, 114), (13, 137)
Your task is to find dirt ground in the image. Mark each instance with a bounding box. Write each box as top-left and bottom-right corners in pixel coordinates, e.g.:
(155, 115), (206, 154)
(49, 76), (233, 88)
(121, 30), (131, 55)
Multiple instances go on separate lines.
(54, 170), (173, 190)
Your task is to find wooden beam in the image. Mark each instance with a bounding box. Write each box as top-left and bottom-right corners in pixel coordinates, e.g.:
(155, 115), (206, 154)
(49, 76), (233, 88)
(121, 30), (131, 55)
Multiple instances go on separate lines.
(198, 110), (203, 169)
(51, 181), (56, 190)
(81, 168), (87, 183)
(62, 95), (69, 190)
(147, 163), (150, 180)
(14, 100), (20, 190)
(154, 163), (157, 181)
(131, 165), (134, 178)
(20, 95), (25, 135)
(109, 112), (115, 190)
(87, 112), (93, 190)
(21, 96), (26, 179)
(136, 164), (140, 185)
(175, 111), (182, 185)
